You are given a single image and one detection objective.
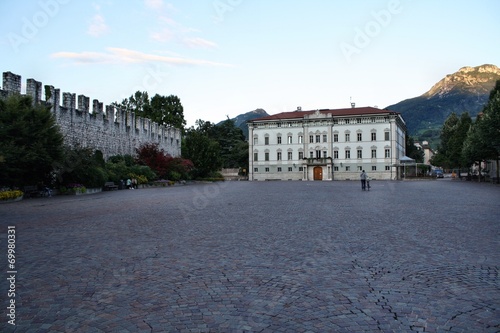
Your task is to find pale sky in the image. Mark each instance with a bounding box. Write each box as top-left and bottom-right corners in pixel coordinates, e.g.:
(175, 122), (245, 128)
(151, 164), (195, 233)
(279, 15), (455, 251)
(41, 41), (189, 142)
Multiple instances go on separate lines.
(1, 0), (499, 126)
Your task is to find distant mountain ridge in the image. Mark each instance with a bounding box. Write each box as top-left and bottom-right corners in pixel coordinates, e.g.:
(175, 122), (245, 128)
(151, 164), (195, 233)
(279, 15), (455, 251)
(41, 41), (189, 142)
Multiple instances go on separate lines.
(422, 64), (499, 98)
(219, 108), (269, 139)
(386, 64), (500, 146)
(222, 65), (499, 146)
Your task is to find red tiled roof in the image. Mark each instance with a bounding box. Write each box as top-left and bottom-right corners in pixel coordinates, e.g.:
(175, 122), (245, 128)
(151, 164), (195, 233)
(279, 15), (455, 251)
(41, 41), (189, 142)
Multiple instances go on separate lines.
(249, 107), (399, 122)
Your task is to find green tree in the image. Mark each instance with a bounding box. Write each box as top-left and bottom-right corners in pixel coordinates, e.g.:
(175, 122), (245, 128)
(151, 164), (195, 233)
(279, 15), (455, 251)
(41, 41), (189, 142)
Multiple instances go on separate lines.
(462, 80), (500, 181)
(114, 92), (186, 129)
(211, 118), (247, 168)
(447, 112), (472, 170)
(0, 95), (64, 187)
(149, 94), (186, 129)
(431, 112), (471, 170)
(405, 135), (424, 163)
(182, 120), (222, 178)
(112, 91), (150, 115)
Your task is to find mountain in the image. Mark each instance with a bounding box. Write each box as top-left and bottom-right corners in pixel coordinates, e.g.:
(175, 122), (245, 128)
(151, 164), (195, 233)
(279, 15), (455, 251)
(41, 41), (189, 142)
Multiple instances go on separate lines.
(386, 64), (500, 146)
(219, 108), (269, 139)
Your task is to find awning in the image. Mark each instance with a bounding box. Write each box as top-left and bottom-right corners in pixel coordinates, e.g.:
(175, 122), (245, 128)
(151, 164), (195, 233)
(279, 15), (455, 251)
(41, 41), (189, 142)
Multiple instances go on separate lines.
(399, 156), (415, 164)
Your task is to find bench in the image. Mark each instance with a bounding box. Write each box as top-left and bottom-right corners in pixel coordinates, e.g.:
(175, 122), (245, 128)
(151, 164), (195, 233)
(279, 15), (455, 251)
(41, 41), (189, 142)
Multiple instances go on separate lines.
(103, 182), (118, 191)
(23, 186), (39, 198)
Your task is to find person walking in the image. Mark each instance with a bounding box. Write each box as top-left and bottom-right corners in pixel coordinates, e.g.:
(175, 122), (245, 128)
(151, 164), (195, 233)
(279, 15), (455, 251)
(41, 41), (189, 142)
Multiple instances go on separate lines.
(360, 170), (367, 190)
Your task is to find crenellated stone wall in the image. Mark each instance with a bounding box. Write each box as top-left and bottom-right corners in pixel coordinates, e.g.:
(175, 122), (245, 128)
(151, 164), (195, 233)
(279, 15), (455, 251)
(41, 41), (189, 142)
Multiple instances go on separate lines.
(1, 71), (181, 159)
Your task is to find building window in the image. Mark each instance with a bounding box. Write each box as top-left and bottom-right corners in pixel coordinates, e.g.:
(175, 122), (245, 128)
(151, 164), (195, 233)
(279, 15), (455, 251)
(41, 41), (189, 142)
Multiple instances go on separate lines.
(334, 166), (339, 171)
(346, 166), (350, 171)
(299, 167), (304, 171)
(265, 167), (270, 172)
(288, 136), (292, 144)
(345, 119), (350, 124)
(298, 135), (303, 143)
(277, 152), (282, 160)
(254, 167), (258, 172)
(288, 167), (292, 172)
(345, 133), (350, 142)
(277, 167), (282, 172)
(385, 149), (390, 158)
(372, 166), (377, 171)
(265, 152), (269, 161)
(358, 166), (362, 171)
(299, 152), (304, 159)
(385, 132), (390, 141)
(333, 134), (338, 142)
(254, 152), (258, 161)
(357, 133), (362, 141)
(323, 151), (327, 158)
(333, 151), (339, 159)
(356, 118), (361, 124)
(253, 137), (258, 145)
(310, 151), (314, 158)
(265, 137), (269, 145)
(371, 133), (376, 141)
(357, 149), (362, 159)
(316, 135), (320, 143)
(316, 150), (321, 158)
(385, 166), (390, 171)
(277, 136), (282, 144)
(371, 149), (377, 158)
(323, 134), (327, 143)
(309, 135), (314, 143)
(287, 152), (292, 160)
(345, 150), (351, 159)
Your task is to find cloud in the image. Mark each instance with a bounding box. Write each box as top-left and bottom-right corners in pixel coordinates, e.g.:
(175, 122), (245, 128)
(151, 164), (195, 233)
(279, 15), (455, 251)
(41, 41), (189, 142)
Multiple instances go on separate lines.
(144, 0), (164, 10)
(183, 37), (218, 49)
(51, 48), (232, 67)
(144, 1), (215, 49)
(87, 14), (109, 37)
(150, 28), (174, 42)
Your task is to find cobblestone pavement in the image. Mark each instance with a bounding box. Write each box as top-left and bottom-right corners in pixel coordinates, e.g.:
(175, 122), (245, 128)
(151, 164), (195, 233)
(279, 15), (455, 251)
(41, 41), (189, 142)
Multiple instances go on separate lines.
(1, 180), (499, 332)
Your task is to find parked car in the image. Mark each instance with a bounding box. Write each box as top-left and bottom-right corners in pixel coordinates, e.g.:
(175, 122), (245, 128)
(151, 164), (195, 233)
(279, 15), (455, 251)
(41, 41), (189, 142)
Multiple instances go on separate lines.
(435, 170), (444, 178)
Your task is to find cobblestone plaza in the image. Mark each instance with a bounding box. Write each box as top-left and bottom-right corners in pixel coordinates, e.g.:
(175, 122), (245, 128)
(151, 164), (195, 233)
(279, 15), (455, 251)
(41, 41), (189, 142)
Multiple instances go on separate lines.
(1, 180), (499, 332)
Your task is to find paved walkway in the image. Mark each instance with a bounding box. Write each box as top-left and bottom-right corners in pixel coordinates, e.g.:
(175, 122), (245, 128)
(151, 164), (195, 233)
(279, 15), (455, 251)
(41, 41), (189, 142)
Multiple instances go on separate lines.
(1, 180), (499, 332)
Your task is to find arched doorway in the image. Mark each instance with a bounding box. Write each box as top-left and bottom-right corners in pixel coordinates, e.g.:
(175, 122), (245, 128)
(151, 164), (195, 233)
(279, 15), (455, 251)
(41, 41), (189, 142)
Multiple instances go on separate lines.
(313, 166), (323, 180)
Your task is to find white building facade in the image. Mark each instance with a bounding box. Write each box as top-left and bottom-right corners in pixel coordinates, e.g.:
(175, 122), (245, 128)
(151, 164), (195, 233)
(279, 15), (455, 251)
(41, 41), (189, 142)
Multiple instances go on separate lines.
(248, 107), (406, 181)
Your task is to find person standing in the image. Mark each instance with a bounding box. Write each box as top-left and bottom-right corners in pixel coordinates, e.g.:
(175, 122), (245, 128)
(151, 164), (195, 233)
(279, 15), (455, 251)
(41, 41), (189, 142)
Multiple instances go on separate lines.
(360, 170), (367, 190)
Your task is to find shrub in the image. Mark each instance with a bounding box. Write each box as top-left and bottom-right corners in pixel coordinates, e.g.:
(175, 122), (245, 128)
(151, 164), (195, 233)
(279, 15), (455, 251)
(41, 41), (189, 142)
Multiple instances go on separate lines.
(60, 184), (86, 194)
(128, 173), (148, 185)
(168, 171), (181, 181)
(55, 146), (109, 188)
(0, 190), (23, 200)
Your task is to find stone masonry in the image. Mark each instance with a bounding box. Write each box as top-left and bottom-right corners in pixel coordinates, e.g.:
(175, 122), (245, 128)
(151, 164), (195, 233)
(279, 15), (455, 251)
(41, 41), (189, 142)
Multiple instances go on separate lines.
(1, 71), (181, 159)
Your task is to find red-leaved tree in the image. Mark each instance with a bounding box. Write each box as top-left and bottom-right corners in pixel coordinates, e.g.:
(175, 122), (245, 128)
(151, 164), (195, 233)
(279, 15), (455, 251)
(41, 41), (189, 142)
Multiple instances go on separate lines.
(136, 143), (193, 180)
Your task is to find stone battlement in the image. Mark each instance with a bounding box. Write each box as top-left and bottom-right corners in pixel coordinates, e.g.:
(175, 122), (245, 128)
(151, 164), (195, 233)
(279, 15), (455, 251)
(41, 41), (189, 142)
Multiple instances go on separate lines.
(1, 71), (181, 159)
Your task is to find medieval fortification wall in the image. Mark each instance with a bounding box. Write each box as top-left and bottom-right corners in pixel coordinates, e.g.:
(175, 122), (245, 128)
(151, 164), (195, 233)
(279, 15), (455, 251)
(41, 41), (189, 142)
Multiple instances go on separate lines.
(1, 71), (181, 159)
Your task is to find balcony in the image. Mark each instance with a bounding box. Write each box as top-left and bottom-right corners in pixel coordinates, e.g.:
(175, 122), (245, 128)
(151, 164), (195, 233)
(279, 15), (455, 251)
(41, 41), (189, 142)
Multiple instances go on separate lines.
(304, 157), (333, 165)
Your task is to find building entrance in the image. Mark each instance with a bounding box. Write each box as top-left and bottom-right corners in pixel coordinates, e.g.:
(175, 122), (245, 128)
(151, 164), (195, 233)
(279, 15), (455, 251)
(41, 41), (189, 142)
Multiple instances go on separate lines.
(313, 166), (323, 180)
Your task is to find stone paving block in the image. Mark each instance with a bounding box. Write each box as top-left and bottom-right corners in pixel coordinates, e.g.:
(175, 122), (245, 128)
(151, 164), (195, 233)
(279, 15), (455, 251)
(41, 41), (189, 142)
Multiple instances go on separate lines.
(0, 181), (499, 332)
